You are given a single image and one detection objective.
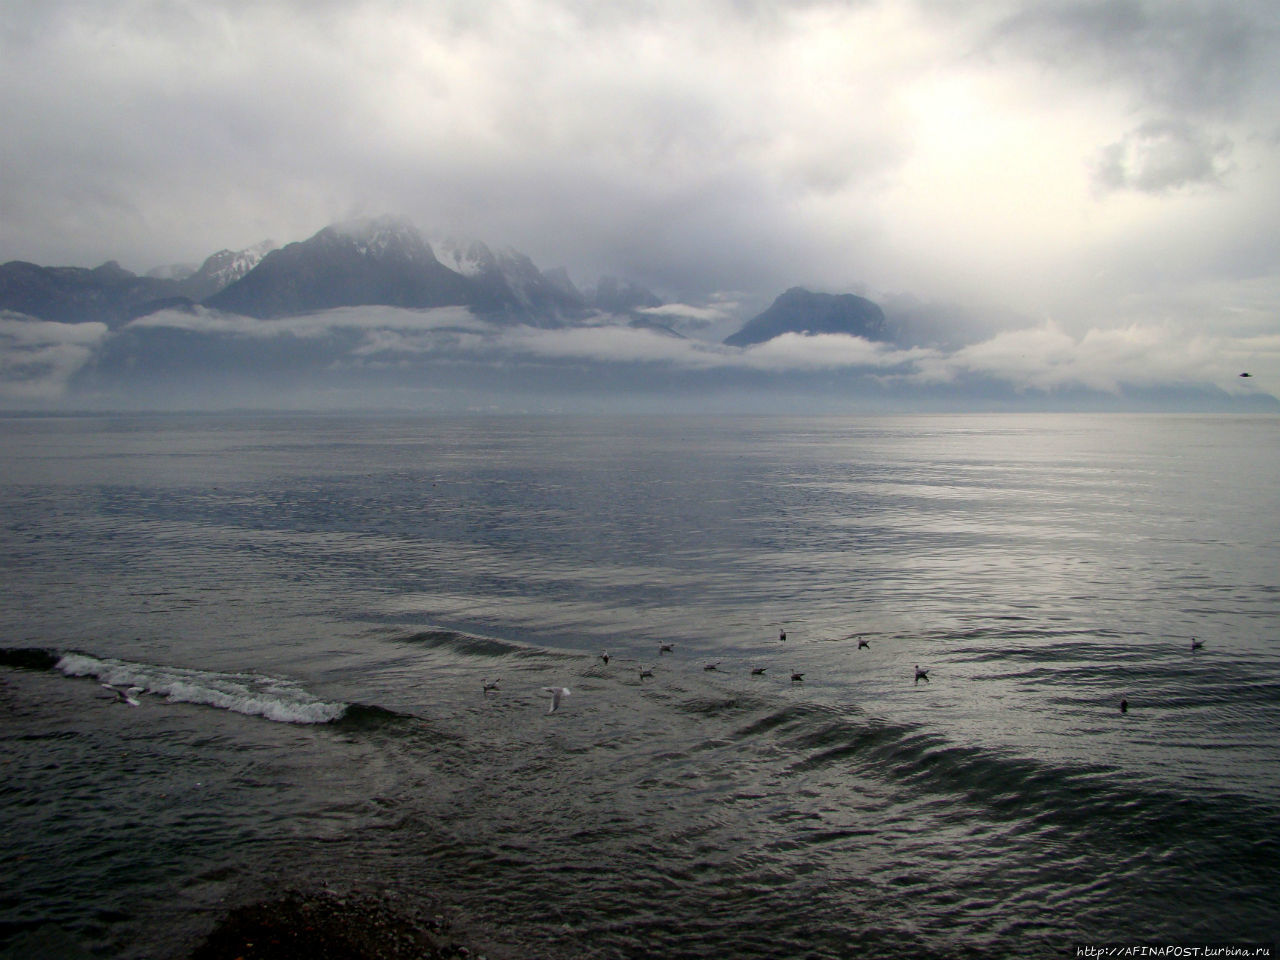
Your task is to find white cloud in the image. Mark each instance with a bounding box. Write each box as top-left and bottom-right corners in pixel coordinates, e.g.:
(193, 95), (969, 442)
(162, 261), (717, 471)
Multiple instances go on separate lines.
(638, 303), (734, 324)
(0, 315), (108, 400)
(733, 333), (931, 372)
(1092, 120), (1233, 194)
(906, 319), (1271, 395)
(496, 323), (730, 368)
(126, 304), (483, 338)
(115, 302), (1280, 402)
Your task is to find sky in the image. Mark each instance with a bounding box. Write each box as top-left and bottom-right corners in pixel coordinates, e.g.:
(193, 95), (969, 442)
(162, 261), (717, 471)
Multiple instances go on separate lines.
(2, 0), (1279, 407)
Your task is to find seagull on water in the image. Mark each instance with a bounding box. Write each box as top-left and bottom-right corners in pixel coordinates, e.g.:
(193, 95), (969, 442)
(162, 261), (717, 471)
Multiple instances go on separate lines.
(1191, 637), (1204, 651)
(1120, 698), (1129, 714)
(541, 687), (571, 714)
(790, 672), (804, 682)
(482, 678), (500, 695)
(857, 638), (870, 650)
(659, 643), (675, 655)
(914, 665), (929, 683)
(639, 667), (654, 680)
(751, 667), (767, 675)
(101, 683), (142, 707)
(600, 650), (610, 665)
(704, 661), (721, 671)
(779, 629), (787, 642)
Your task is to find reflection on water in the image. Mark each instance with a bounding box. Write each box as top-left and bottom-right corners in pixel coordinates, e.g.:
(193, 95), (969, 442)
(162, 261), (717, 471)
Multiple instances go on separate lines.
(1, 413), (1278, 958)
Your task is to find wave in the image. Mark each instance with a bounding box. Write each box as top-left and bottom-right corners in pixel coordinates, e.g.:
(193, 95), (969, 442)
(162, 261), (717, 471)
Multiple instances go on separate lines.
(3, 647), (355, 725)
(735, 700), (1280, 862)
(55, 651), (349, 724)
(395, 629), (546, 659)
(333, 702), (417, 730)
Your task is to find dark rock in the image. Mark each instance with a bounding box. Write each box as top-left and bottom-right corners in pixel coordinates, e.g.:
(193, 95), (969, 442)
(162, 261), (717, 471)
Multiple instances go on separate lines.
(188, 891), (473, 960)
(0, 647), (62, 671)
(724, 286), (888, 347)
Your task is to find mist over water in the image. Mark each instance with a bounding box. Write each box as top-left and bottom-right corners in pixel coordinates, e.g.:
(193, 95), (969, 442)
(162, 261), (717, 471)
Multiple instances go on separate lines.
(2, 413), (1278, 958)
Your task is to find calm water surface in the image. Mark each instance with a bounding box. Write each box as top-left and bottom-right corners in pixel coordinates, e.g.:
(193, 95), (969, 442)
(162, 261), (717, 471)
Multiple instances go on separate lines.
(2, 413), (1278, 958)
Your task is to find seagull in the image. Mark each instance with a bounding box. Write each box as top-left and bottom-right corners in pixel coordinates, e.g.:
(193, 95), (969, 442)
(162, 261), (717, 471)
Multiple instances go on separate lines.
(1239, 372), (1253, 378)
(101, 683), (142, 707)
(600, 650), (610, 665)
(914, 665), (929, 683)
(704, 661), (721, 671)
(482, 678), (500, 695)
(541, 687), (571, 714)
(639, 667), (654, 680)
(1191, 637), (1204, 651)
(790, 672), (804, 682)
(857, 638), (870, 650)
(751, 666), (767, 675)
(779, 629), (787, 642)
(659, 643), (675, 655)
(1120, 698), (1129, 714)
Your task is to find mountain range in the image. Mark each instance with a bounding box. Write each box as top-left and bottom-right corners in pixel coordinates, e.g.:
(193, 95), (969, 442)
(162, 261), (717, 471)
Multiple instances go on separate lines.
(0, 241), (277, 329)
(0, 215), (892, 345)
(1, 217), (1271, 413)
(0, 217), (678, 330)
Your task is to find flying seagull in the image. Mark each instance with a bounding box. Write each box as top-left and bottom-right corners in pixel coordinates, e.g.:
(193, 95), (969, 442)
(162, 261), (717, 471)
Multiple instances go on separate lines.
(101, 683), (142, 707)
(541, 687), (571, 714)
(914, 665), (930, 683)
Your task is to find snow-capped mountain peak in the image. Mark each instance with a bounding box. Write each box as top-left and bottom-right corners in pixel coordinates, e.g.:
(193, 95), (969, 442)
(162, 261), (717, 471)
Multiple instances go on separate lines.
(329, 216), (432, 261)
(430, 237), (497, 278)
(198, 239), (278, 288)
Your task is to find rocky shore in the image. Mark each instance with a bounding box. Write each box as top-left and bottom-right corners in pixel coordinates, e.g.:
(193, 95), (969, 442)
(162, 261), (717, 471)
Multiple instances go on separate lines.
(187, 890), (509, 960)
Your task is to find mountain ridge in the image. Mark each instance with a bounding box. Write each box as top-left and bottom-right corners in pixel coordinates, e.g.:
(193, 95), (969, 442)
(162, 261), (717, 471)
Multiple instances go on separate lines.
(0, 216), (899, 350)
(0, 216), (668, 330)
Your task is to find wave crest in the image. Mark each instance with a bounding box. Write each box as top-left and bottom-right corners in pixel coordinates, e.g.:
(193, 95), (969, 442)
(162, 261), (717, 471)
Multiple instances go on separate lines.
(54, 651), (347, 725)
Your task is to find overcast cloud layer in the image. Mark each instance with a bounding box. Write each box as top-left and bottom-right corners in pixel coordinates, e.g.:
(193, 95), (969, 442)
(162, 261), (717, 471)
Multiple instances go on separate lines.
(2, 0), (1278, 406)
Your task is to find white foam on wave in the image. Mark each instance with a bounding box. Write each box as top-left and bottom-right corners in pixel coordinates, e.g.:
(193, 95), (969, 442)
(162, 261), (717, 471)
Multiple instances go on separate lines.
(56, 652), (347, 724)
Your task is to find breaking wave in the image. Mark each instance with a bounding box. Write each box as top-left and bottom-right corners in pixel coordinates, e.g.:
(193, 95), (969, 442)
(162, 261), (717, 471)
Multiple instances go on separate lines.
(2, 647), (351, 725)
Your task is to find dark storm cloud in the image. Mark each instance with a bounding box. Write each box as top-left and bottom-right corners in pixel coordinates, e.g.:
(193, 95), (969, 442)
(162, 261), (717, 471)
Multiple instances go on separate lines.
(1091, 119), (1233, 194)
(982, 0), (1278, 117)
(962, 0), (1278, 206)
(0, 0), (912, 291)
